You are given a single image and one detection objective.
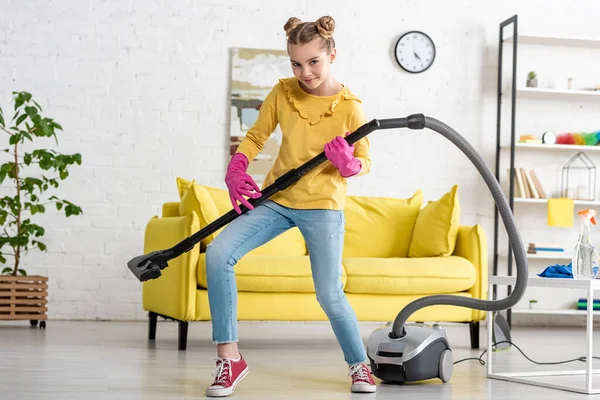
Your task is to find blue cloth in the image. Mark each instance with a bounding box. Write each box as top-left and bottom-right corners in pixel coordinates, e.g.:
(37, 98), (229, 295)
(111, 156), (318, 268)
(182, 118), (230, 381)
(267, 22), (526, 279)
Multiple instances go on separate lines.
(538, 263), (573, 278)
(538, 262), (599, 278)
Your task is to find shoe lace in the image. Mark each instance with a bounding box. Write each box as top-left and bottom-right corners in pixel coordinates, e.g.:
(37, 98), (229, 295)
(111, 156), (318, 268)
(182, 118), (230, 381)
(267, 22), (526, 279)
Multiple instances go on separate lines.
(349, 364), (370, 381)
(211, 358), (232, 386)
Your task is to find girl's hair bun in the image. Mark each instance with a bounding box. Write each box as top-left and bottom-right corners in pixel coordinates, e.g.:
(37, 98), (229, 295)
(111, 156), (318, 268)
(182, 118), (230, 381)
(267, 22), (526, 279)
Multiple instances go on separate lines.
(284, 17), (302, 37)
(315, 16), (335, 39)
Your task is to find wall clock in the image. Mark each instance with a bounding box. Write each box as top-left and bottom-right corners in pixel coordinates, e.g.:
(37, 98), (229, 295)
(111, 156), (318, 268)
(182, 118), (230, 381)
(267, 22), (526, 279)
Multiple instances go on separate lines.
(394, 31), (436, 73)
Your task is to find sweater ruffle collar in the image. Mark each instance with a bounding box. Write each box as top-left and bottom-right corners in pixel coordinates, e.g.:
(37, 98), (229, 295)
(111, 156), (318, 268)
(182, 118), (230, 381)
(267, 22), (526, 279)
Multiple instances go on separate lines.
(279, 77), (361, 125)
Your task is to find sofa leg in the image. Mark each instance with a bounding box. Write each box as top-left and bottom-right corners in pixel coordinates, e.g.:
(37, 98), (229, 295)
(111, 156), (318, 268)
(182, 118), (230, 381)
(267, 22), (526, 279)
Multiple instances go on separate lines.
(148, 312), (157, 340)
(179, 321), (189, 351)
(469, 321), (480, 349)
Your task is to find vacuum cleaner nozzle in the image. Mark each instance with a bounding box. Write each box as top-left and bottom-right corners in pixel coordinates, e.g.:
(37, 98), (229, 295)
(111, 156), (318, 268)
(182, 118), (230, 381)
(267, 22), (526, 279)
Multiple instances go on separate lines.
(127, 250), (171, 282)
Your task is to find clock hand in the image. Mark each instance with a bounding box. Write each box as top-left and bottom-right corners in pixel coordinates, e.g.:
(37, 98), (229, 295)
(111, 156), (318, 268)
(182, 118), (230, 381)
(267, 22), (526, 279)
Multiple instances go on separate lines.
(414, 52), (421, 61)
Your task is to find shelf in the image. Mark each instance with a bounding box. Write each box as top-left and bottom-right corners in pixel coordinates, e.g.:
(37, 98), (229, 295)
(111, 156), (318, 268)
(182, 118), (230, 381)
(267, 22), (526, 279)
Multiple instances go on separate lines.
(527, 253), (571, 261)
(512, 309), (600, 316)
(504, 34), (600, 48)
(500, 252), (571, 261)
(500, 255), (571, 262)
(517, 87), (600, 98)
(502, 143), (600, 152)
(513, 198), (600, 206)
(490, 275), (600, 289)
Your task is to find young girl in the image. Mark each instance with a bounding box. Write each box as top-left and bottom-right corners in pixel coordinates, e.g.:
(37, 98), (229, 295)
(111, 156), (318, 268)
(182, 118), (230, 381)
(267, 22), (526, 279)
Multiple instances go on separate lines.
(205, 15), (376, 397)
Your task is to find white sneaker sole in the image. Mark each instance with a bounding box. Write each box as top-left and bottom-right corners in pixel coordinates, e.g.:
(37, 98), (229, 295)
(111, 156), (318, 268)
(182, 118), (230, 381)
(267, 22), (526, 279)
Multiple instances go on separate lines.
(206, 367), (249, 397)
(351, 382), (377, 393)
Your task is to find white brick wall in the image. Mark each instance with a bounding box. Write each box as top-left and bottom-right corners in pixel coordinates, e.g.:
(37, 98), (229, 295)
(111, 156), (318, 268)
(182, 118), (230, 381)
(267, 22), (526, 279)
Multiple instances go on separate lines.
(1, 0), (600, 320)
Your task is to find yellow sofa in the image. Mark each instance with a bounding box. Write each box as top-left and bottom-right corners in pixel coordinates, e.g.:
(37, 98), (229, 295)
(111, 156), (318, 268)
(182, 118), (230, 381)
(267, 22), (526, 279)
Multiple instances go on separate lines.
(141, 179), (488, 351)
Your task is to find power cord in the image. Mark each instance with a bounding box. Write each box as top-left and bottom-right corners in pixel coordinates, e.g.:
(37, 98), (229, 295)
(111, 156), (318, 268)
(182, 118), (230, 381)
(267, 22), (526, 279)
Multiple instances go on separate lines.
(454, 340), (600, 366)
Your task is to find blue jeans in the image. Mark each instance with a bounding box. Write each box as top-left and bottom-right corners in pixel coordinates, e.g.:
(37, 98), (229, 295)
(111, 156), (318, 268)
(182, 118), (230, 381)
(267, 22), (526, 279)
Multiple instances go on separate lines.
(205, 200), (367, 365)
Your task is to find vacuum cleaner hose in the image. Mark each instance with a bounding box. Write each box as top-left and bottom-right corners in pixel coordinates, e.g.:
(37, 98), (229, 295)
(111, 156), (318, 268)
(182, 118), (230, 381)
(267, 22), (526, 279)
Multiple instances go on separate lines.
(389, 116), (528, 339)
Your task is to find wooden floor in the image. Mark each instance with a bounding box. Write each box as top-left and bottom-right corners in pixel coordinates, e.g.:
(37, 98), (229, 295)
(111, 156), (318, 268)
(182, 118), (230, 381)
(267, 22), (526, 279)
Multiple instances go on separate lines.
(2, 319), (600, 399)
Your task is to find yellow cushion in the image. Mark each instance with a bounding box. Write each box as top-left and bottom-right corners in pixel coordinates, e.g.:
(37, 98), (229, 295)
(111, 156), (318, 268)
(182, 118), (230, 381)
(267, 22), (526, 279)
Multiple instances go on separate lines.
(202, 185), (306, 256)
(204, 186), (234, 215)
(162, 202), (180, 218)
(343, 256), (475, 295)
(176, 177), (193, 197)
(343, 191), (423, 258)
(197, 253), (346, 292)
(408, 184), (460, 257)
(177, 179), (220, 250)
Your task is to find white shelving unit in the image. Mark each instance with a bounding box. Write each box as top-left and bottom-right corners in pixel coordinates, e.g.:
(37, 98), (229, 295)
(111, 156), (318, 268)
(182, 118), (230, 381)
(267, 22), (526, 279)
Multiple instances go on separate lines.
(504, 34), (600, 48)
(512, 308), (598, 316)
(518, 87), (600, 98)
(502, 143), (600, 152)
(513, 197), (600, 206)
(496, 21), (600, 321)
(525, 253), (571, 260)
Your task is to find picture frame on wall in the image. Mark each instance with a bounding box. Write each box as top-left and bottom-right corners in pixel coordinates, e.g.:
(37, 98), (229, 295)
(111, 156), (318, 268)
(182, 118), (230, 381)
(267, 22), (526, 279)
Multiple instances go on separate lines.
(229, 47), (290, 185)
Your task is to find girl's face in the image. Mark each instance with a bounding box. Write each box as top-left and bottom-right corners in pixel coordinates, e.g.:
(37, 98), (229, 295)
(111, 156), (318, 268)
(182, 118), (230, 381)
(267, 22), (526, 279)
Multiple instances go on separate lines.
(288, 39), (336, 92)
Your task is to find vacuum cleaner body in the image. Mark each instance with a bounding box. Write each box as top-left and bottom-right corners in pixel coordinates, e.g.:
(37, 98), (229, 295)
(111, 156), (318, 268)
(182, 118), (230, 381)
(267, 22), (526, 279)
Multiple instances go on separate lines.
(367, 323), (453, 383)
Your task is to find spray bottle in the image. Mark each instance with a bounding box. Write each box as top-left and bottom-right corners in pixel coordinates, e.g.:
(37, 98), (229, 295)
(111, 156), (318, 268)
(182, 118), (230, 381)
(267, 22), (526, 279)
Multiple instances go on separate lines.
(572, 209), (600, 279)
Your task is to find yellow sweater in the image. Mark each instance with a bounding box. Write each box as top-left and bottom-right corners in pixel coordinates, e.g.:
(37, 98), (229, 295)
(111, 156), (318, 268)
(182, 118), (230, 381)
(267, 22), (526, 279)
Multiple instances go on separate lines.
(235, 77), (371, 210)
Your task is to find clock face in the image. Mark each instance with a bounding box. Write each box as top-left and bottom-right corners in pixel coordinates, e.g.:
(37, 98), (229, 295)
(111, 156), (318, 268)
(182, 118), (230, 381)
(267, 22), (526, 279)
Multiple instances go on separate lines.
(394, 31), (436, 73)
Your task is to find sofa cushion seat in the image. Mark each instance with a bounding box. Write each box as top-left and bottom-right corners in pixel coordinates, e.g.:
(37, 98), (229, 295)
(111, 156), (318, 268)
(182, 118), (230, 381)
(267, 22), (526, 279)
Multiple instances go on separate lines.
(197, 254), (347, 293)
(343, 256), (476, 295)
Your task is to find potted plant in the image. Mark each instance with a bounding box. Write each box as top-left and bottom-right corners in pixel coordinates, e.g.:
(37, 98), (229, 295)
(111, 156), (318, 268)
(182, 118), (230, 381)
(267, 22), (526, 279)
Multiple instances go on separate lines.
(527, 71), (538, 88)
(0, 91), (83, 329)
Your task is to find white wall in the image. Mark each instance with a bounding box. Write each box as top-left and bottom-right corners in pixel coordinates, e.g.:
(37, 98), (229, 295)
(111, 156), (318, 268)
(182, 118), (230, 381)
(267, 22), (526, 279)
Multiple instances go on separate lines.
(1, 0), (600, 320)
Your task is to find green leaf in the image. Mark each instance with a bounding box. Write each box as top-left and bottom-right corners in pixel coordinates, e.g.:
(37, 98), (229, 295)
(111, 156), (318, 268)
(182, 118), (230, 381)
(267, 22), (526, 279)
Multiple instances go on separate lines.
(9, 134), (19, 145)
(74, 153), (82, 165)
(33, 101), (43, 112)
(39, 158), (52, 170)
(40, 119), (51, 137)
(60, 170), (68, 180)
(16, 113), (27, 126)
(24, 154), (32, 165)
(18, 269), (27, 276)
(0, 107), (4, 127)
(2, 267), (12, 274)
(0, 171), (6, 185)
(56, 202), (63, 210)
(25, 106), (38, 119)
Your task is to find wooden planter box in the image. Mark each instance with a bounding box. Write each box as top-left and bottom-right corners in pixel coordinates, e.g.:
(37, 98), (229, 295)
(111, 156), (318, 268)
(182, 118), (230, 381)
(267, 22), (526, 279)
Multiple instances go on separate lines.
(0, 275), (48, 328)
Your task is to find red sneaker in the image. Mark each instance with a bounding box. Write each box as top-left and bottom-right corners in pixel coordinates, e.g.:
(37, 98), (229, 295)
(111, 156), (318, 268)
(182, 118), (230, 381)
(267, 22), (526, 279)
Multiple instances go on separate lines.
(205, 354), (249, 397)
(349, 363), (377, 393)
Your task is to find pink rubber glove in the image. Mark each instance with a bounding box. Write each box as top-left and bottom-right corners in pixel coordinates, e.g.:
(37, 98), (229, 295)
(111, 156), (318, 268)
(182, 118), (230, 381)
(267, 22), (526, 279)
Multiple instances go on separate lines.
(324, 133), (362, 177)
(225, 153), (262, 214)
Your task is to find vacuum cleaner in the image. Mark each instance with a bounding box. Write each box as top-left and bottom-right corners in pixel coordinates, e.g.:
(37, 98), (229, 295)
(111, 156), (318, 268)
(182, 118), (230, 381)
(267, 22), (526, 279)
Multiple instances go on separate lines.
(127, 113), (528, 385)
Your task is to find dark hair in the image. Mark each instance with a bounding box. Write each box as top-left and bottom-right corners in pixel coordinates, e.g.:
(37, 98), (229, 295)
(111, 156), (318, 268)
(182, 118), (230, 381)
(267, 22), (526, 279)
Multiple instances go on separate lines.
(283, 16), (336, 52)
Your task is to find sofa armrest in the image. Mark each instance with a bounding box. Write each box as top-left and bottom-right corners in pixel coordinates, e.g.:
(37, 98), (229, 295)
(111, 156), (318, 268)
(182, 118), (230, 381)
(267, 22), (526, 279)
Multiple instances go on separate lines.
(141, 212), (201, 321)
(162, 202), (180, 217)
(453, 224), (488, 321)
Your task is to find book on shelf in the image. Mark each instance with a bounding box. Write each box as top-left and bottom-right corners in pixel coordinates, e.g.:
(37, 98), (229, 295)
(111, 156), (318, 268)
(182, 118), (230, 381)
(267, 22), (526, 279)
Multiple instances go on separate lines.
(509, 167), (547, 199)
